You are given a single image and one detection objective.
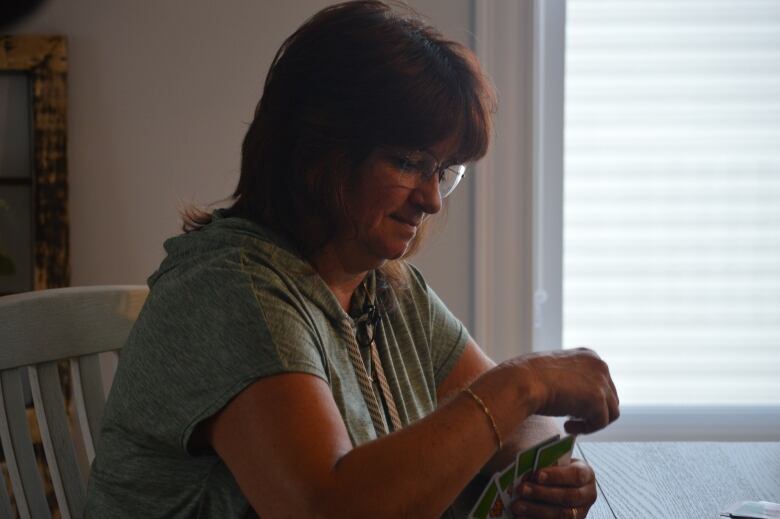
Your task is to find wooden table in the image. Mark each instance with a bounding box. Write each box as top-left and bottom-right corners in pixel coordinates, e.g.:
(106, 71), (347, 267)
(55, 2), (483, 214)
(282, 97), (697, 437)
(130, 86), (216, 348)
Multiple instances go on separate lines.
(577, 442), (780, 519)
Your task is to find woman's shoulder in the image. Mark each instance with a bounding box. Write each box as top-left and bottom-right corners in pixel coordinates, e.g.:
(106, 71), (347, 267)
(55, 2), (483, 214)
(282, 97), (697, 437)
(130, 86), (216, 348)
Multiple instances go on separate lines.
(148, 216), (311, 293)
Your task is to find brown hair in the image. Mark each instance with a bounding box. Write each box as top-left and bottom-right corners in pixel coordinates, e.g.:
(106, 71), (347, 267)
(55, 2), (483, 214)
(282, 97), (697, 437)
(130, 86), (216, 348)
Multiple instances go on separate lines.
(183, 0), (495, 288)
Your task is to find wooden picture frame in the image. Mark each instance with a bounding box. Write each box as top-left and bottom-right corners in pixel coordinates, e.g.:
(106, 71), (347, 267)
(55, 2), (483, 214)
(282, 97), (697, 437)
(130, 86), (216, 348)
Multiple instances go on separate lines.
(0, 35), (68, 292)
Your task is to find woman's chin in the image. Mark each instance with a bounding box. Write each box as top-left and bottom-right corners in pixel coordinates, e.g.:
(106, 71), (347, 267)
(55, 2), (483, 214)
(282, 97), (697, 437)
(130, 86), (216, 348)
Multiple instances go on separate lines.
(368, 241), (409, 264)
(384, 240), (412, 260)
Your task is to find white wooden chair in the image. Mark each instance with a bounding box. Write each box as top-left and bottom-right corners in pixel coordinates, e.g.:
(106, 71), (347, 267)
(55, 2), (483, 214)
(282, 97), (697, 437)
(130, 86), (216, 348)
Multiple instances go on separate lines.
(0, 285), (148, 519)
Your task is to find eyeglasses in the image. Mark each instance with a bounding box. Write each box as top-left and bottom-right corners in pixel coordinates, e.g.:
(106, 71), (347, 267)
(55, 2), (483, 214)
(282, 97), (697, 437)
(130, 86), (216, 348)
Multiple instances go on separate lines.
(383, 148), (466, 199)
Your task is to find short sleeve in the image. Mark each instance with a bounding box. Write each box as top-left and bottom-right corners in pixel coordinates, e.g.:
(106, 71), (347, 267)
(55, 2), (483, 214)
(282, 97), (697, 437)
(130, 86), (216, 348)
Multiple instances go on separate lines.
(105, 253), (327, 456)
(405, 264), (470, 388)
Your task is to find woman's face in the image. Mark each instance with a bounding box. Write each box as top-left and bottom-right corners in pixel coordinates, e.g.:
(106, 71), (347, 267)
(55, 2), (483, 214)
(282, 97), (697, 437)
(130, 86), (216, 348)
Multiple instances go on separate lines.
(334, 138), (456, 271)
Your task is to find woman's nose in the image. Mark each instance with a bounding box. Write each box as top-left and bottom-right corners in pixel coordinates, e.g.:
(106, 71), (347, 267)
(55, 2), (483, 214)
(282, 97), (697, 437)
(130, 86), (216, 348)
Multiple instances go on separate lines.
(411, 173), (443, 215)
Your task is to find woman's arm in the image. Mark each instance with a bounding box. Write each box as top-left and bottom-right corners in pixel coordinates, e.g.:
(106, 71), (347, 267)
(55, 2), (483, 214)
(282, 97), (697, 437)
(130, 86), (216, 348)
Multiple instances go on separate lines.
(206, 344), (617, 519)
(437, 339), (562, 475)
(439, 340), (607, 518)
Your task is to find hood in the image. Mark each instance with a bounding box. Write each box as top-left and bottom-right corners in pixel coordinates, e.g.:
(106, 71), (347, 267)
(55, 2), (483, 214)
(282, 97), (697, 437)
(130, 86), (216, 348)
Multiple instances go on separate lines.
(147, 210), (299, 287)
(147, 210), (373, 324)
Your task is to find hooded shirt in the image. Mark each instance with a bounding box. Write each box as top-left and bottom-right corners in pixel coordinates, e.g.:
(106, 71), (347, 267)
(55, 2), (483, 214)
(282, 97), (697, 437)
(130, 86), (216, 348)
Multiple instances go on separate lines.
(85, 211), (469, 518)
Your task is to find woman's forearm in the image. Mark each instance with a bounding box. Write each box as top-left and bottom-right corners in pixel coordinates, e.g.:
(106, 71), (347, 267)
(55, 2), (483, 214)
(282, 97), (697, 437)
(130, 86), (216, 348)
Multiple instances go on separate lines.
(209, 348), (617, 518)
(320, 365), (539, 519)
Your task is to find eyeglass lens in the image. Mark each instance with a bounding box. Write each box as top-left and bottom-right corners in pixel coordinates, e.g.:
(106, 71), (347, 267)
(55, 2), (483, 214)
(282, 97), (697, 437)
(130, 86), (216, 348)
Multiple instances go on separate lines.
(406, 152), (465, 198)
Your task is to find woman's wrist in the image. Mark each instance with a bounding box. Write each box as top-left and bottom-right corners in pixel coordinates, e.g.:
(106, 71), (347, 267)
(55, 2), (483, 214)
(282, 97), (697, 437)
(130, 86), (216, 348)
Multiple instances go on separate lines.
(463, 387), (504, 451)
(469, 362), (541, 441)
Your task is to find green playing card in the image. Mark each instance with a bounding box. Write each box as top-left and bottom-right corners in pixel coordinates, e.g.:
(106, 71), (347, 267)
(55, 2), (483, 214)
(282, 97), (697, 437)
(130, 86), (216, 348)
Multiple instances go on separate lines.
(534, 434), (576, 471)
(498, 461), (515, 493)
(469, 475), (508, 519)
(515, 434), (559, 484)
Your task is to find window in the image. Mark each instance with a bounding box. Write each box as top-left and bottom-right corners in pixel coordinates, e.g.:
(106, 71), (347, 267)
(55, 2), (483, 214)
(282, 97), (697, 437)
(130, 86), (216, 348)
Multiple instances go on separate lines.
(474, 0), (780, 439)
(563, 0), (780, 407)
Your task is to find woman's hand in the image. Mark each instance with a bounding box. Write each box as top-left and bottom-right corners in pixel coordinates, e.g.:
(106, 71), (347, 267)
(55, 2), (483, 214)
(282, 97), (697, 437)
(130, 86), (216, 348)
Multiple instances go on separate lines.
(516, 347), (620, 435)
(510, 459), (596, 519)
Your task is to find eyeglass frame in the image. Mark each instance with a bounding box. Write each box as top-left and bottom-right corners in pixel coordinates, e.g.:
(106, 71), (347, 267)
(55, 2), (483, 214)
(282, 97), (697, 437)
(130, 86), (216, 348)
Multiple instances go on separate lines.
(379, 147), (467, 199)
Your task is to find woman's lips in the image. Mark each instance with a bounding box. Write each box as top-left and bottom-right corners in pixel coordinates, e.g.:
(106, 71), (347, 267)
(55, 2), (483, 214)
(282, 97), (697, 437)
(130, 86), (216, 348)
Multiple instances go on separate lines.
(391, 214), (421, 227)
(390, 215), (421, 237)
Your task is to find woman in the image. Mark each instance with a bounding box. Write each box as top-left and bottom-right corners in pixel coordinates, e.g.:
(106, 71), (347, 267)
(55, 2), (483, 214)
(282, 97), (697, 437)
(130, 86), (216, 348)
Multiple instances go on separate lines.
(86, 2), (619, 518)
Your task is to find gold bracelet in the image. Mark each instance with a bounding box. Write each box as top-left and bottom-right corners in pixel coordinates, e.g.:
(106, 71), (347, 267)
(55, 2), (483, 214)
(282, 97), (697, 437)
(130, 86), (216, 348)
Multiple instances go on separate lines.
(464, 387), (503, 451)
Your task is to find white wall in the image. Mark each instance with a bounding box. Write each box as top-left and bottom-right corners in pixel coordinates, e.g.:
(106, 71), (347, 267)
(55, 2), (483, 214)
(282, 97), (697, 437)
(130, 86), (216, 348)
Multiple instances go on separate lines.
(14, 0), (476, 330)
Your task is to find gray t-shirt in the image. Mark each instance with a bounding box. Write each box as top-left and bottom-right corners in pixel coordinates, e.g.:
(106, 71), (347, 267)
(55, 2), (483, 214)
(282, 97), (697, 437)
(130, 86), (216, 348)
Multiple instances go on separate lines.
(85, 212), (469, 518)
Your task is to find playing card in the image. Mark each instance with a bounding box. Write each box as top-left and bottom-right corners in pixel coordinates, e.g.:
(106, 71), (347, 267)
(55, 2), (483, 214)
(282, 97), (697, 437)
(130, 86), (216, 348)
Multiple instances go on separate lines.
(533, 434), (576, 472)
(468, 474), (510, 519)
(496, 460), (516, 506)
(469, 434), (569, 518)
(513, 434), (560, 490)
(721, 500), (780, 518)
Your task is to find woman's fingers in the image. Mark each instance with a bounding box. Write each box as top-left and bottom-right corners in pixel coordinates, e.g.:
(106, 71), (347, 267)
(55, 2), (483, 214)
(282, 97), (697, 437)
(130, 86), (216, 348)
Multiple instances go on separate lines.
(602, 363), (621, 425)
(514, 347), (621, 435)
(577, 371), (621, 433)
(607, 371), (620, 407)
(563, 389), (613, 434)
(531, 460), (594, 487)
(563, 419), (587, 435)
(512, 499), (591, 518)
(607, 386), (620, 424)
(511, 461), (596, 517)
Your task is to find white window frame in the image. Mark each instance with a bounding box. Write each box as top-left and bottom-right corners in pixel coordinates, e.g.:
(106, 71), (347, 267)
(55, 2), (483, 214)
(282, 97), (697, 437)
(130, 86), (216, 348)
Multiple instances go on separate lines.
(473, 0), (780, 441)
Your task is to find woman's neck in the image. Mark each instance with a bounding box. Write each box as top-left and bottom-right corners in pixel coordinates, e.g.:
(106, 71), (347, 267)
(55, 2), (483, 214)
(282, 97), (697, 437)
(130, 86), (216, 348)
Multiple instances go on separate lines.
(309, 243), (371, 313)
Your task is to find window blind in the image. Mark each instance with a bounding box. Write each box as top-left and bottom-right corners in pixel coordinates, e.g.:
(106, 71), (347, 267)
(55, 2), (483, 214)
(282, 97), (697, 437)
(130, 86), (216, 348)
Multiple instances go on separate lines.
(563, 0), (780, 405)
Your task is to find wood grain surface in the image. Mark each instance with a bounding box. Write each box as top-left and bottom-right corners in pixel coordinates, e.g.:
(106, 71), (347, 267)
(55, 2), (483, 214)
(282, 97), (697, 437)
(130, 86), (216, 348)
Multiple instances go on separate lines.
(575, 445), (616, 519)
(579, 442), (780, 519)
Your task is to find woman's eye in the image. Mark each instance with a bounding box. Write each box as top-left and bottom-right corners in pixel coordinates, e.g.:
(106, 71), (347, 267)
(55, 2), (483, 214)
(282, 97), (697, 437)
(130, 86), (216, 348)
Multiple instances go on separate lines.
(393, 156), (419, 172)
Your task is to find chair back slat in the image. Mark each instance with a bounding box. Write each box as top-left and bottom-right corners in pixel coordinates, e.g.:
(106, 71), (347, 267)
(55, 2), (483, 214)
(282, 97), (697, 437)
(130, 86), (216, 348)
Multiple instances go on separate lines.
(29, 363), (86, 519)
(99, 350), (120, 398)
(71, 354), (108, 463)
(0, 370), (52, 519)
(0, 285), (148, 518)
(0, 286), (147, 370)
